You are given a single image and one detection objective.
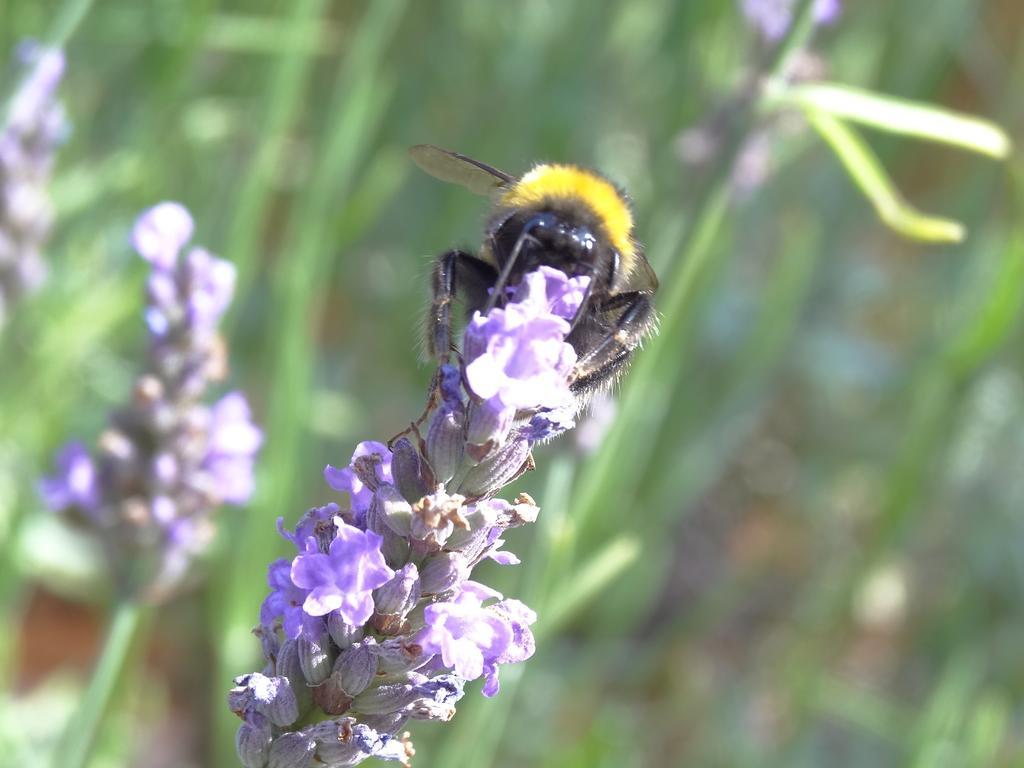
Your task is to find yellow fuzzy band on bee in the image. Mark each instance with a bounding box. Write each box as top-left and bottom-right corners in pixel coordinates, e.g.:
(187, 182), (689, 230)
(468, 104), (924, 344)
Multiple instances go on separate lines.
(499, 164), (635, 260)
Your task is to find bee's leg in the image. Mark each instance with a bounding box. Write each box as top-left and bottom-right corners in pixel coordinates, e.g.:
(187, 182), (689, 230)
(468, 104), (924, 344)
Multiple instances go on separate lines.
(391, 251), (469, 449)
(567, 269), (597, 334)
(426, 250), (497, 362)
(387, 416), (425, 451)
(568, 292), (655, 395)
(400, 251), (496, 447)
(427, 250), (462, 362)
(569, 250), (615, 334)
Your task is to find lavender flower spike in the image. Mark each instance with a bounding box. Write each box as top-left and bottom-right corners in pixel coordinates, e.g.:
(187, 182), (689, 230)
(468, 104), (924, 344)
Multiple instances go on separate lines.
(230, 267), (592, 765)
(0, 42), (66, 327)
(40, 203), (261, 601)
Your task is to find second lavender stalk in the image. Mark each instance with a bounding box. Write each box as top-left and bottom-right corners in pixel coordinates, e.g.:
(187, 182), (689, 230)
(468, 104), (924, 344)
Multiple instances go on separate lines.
(41, 202), (262, 601)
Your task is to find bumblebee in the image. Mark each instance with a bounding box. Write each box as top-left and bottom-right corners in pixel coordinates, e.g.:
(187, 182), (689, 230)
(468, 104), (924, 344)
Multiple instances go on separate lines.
(410, 144), (658, 399)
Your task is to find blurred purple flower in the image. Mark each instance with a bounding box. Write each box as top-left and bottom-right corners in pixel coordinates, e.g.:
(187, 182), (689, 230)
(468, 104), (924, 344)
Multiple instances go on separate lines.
(132, 201), (193, 269)
(186, 247), (236, 328)
(7, 43), (65, 133)
(204, 392), (262, 505)
(291, 518), (395, 625)
(41, 202), (260, 600)
(38, 441), (99, 514)
(0, 42), (66, 327)
(740, 0), (841, 40)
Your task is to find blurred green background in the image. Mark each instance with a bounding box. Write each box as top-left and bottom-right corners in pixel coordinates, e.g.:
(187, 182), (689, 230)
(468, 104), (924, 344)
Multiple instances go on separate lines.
(2, 0), (1023, 766)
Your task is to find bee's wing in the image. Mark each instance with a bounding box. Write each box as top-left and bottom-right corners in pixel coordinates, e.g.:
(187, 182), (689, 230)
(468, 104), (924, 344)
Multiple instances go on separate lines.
(409, 144), (515, 197)
(623, 251), (660, 294)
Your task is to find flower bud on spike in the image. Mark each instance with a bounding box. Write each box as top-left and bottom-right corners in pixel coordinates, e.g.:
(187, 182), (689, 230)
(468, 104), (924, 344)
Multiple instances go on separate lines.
(372, 484), (413, 537)
(297, 627), (334, 685)
(371, 563), (421, 634)
(457, 438), (532, 499)
(267, 730), (315, 768)
(390, 437), (429, 502)
(371, 638), (426, 675)
(326, 614), (363, 650)
(426, 407), (465, 485)
(419, 552), (470, 595)
(235, 716), (271, 768)
(350, 674), (426, 716)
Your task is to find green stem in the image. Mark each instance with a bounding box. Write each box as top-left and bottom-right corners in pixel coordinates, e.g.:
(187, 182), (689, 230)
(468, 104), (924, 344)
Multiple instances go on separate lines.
(763, 0), (819, 76)
(44, 0), (95, 49)
(53, 600), (146, 768)
(220, 0), (329, 318)
(570, 0), (821, 538)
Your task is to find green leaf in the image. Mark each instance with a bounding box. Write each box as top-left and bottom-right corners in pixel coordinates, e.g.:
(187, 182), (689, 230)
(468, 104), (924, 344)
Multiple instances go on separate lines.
(537, 536), (640, 639)
(943, 231), (1024, 375)
(805, 110), (966, 243)
(781, 82), (1011, 158)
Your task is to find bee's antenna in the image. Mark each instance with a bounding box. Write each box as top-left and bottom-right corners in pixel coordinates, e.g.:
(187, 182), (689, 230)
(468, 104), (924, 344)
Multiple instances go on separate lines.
(483, 213), (548, 314)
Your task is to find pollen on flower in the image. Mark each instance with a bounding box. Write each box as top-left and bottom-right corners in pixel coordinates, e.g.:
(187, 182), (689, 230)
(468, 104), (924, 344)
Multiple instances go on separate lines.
(412, 492), (470, 534)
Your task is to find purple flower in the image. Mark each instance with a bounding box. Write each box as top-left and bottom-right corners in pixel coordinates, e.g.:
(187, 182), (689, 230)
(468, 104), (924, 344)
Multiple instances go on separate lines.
(325, 441), (394, 522)
(523, 402), (578, 444)
(463, 271), (579, 414)
(132, 202), (194, 270)
(461, 268), (582, 454)
(261, 558), (313, 640)
(40, 202), (260, 601)
(483, 535), (520, 566)
(488, 600), (536, 664)
(740, 0), (841, 40)
(186, 247), (236, 329)
(7, 44), (65, 134)
(0, 42), (65, 326)
(531, 265), (590, 321)
(417, 581), (535, 697)
(277, 503), (340, 551)
(291, 518), (395, 625)
(204, 392), (262, 505)
(39, 441), (99, 513)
